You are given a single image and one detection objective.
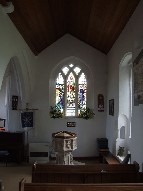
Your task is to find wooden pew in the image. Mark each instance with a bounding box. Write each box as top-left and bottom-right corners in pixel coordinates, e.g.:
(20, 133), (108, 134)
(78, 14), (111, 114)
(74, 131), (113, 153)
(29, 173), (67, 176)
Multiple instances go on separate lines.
(32, 162), (140, 183)
(32, 161), (139, 173)
(19, 178), (26, 191)
(19, 180), (143, 191)
(99, 151), (120, 164)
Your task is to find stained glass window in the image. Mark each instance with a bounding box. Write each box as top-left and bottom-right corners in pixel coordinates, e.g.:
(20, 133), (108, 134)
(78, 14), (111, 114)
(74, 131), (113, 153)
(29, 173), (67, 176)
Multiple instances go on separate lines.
(69, 64), (74, 68)
(66, 72), (76, 116)
(55, 64), (87, 117)
(78, 73), (87, 114)
(62, 66), (69, 75)
(73, 66), (81, 75)
(56, 73), (64, 112)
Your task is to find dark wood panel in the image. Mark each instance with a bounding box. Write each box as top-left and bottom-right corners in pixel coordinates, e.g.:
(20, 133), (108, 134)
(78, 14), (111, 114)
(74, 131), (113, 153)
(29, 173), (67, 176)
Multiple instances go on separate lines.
(5, 0), (140, 55)
(0, 132), (25, 163)
(20, 182), (143, 191)
(32, 162), (140, 183)
(67, 0), (93, 41)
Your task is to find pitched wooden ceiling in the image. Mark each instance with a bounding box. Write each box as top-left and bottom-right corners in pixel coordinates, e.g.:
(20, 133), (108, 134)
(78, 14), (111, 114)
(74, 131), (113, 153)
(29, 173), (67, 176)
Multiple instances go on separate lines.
(0, 0), (140, 55)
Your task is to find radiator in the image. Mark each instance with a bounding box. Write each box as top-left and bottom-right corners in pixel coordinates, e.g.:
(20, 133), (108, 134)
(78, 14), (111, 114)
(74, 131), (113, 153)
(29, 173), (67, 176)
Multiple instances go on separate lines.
(29, 142), (49, 163)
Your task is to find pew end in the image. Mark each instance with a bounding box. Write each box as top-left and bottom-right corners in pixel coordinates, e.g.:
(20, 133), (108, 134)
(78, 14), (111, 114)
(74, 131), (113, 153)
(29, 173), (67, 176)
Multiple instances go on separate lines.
(19, 178), (26, 191)
(133, 161), (140, 171)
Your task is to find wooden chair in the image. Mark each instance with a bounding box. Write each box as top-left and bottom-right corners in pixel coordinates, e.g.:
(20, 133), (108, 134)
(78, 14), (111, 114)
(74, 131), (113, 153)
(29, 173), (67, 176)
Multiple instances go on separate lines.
(0, 150), (9, 167)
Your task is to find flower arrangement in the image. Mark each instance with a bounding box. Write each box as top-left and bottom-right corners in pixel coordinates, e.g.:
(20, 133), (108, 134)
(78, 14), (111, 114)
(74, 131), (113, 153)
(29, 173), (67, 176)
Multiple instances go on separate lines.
(49, 105), (63, 118)
(79, 107), (95, 119)
(117, 146), (125, 157)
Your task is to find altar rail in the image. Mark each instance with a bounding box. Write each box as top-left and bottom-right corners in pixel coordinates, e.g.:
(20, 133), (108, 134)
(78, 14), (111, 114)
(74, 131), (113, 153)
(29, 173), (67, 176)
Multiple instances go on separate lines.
(19, 180), (143, 191)
(32, 162), (141, 183)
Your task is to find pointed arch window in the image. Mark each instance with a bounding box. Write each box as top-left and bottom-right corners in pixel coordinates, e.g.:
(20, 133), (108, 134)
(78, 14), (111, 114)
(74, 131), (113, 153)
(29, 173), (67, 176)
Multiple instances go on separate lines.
(55, 64), (87, 117)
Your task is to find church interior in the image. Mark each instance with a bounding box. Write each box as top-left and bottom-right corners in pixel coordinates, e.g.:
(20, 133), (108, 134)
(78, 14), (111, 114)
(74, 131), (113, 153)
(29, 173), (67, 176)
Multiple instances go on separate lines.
(0, 0), (143, 190)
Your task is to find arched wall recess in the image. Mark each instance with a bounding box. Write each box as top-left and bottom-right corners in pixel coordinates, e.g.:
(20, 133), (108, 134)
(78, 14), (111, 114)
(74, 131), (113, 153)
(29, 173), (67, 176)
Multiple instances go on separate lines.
(119, 52), (132, 138)
(11, 56), (26, 104)
(120, 126), (125, 139)
(49, 56), (94, 113)
(116, 114), (128, 156)
(2, 56), (26, 131)
(118, 114), (128, 139)
(117, 52), (133, 156)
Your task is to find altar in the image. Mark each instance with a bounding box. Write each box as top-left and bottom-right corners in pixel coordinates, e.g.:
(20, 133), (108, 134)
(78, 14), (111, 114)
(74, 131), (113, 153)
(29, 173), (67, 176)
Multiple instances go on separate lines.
(52, 131), (77, 165)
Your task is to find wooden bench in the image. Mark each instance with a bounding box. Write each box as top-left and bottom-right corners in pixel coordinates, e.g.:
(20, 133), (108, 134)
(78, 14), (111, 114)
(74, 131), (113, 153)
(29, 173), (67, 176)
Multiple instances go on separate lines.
(100, 151), (120, 164)
(19, 179), (143, 191)
(99, 151), (131, 165)
(32, 161), (139, 172)
(32, 162), (140, 183)
(32, 161), (140, 172)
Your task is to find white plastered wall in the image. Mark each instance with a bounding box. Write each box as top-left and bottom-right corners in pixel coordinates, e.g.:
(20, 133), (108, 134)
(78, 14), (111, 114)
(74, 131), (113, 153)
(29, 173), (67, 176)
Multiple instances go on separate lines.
(29, 34), (107, 157)
(0, 5), (107, 157)
(106, 0), (143, 169)
(0, 5), (36, 103)
(0, 6), (37, 134)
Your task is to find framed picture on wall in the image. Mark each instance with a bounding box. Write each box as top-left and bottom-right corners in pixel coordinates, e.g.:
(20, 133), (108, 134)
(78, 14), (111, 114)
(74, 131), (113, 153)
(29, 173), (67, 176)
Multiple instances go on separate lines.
(133, 48), (143, 106)
(98, 94), (104, 112)
(109, 99), (114, 116)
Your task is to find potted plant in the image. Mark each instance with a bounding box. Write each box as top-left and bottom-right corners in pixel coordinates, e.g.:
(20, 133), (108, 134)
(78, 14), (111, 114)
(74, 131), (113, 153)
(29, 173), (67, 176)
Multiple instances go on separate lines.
(79, 107), (95, 119)
(49, 105), (63, 119)
(117, 146), (125, 157)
